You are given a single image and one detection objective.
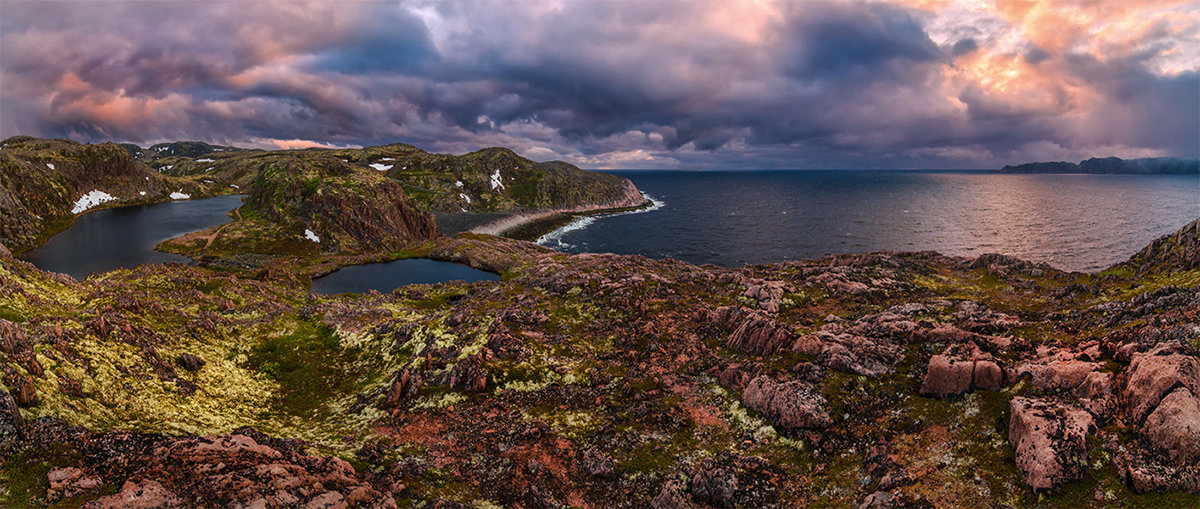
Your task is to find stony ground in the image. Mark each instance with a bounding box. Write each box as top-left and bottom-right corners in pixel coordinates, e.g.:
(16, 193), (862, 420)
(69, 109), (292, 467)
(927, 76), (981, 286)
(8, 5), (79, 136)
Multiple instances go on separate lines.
(0, 216), (1197, 507)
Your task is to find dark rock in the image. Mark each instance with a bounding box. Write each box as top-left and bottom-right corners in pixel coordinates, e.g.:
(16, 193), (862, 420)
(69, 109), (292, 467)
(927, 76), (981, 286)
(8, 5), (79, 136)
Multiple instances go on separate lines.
(858, 491), (898, 509)
(449, 353), (488, 393)
(177, 353), (205, 372)
(383, 369), (422, 409)
(581, 447), (615, 478)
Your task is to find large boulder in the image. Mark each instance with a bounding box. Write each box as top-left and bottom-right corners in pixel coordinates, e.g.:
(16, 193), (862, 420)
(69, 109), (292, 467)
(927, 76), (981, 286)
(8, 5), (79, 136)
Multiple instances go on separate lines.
(920, 342), (1005, 398)
(741, 376), (831, 430)
(1141, 387), (1200, 465)
(1008, 397), (1094, 492)
(1125, 344), (1200, 424)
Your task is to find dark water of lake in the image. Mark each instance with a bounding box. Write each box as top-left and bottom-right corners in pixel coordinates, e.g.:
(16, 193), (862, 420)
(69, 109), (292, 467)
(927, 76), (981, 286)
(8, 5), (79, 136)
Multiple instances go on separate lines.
(539, 171), (1200, 272)
(310, 258), (500, 294)
(20, 195), (246, 279)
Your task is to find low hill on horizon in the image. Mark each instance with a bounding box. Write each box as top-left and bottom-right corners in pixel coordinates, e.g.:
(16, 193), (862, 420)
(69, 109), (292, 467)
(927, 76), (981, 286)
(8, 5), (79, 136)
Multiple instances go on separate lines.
(997, 156), (1199, 174)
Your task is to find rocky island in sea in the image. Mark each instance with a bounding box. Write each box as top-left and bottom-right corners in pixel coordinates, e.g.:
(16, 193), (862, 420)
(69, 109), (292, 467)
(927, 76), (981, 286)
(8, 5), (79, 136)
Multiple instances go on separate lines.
(0, 136), (1197, 507)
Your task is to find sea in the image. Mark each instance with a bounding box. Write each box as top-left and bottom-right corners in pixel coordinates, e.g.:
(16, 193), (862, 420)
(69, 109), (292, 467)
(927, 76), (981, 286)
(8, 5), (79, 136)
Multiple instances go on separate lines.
(537, 171), (1200, 273)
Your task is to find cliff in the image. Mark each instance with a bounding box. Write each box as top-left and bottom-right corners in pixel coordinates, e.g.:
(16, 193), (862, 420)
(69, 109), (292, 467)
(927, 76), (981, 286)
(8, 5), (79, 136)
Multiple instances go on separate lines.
(998, 156), (1200, 174)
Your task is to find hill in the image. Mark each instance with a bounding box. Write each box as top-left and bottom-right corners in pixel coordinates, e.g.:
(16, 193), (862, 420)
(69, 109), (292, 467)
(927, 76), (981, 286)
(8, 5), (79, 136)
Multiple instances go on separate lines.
(998, 156), (1200, 174)
(0, 137), (226, 253)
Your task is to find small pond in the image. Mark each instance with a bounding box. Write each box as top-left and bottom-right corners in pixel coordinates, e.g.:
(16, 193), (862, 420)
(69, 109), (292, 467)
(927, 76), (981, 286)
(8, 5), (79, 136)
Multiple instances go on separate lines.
(20, 195), (245, 279)
(310, 258), (501, 294)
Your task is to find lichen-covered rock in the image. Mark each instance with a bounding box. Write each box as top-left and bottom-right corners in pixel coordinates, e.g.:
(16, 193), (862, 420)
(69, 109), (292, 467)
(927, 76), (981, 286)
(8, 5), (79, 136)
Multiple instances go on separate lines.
(1008, 397), (1094, 492)
(1142, 387), (1200, 465)
(741, 375), (831, 430)
(714, 306), (792, 355)
(581, 446), (615, 478)
(1125, 344), (1200, 424)
(920, 342), (1005, 398)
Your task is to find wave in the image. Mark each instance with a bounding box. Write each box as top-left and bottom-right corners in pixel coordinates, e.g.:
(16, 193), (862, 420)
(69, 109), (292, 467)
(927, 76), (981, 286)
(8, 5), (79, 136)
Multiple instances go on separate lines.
(536, 192), (664, 249)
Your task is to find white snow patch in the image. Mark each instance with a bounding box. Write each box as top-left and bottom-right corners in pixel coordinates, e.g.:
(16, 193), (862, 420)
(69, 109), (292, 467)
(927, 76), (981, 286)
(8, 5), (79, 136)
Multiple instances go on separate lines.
(490, 169), (505, 190)
(380, 157), (394, 161)
(459, 193), (472, 204)
(71, 190), (116, 214)
(369, 163), (393, 171)
(197, 158), (215, 162)
(170, 190), (190, 200)
(230, 184), (240, 189)
(205, 167), (214, 172)
(304, 229), (321, 243)
(139, 191), (146, 196)
(455, 180), (464, 188)
(46, 163), (55, 170)
(160, 164), (174, 172)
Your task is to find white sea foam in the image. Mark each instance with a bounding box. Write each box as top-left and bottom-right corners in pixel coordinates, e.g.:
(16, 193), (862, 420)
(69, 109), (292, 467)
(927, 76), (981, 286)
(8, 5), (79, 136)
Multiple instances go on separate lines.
(70, 190), (116, 214)
(535, 192), (664, 248)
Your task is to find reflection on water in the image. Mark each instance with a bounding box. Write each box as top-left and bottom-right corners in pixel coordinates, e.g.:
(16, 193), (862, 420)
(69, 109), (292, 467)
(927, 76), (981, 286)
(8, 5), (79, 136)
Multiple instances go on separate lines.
(311, 258), (501, 294)
(550, 171), (1199, 272)
(20, 195), (245, 279)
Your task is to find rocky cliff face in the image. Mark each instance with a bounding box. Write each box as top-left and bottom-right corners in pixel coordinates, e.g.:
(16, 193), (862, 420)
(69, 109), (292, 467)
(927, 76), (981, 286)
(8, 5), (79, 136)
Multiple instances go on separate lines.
(1, 217), (1198, 506)
(0, 137), (214, 252)
(1123, 218), (1200, 275)
(242, 155), (440, 253)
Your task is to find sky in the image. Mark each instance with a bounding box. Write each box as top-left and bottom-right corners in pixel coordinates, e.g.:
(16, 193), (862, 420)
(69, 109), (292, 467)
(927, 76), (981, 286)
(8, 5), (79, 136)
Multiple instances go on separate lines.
(1, 0), (1197, 169)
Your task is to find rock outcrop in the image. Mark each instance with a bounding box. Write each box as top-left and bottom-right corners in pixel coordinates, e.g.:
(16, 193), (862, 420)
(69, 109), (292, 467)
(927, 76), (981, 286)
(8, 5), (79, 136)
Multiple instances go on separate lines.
(1008, 397), (1095, 492)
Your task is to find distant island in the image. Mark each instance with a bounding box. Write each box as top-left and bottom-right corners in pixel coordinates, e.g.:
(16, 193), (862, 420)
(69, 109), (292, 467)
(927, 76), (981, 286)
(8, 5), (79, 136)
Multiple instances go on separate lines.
(997, 156), (1199, 174)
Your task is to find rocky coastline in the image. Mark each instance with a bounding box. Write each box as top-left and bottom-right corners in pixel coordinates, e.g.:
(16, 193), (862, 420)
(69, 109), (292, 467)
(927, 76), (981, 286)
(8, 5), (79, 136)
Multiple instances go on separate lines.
(0, 137), (1197, 507)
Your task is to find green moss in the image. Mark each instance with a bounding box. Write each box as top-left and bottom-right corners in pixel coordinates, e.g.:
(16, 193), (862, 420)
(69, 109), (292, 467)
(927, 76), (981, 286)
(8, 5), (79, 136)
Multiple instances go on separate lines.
(244, 320), (353, 417)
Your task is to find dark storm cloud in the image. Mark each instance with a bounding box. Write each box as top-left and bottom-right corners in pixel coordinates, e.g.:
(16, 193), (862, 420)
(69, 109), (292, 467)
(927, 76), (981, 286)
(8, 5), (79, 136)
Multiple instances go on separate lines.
(0, 0), (1196, 168)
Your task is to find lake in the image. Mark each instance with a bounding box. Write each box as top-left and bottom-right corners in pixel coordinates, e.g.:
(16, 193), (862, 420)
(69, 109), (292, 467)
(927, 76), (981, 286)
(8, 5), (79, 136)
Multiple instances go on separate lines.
(20, 195), (245, 279)
(539, 171), (1200, 272)
(310, 258), (501, 294)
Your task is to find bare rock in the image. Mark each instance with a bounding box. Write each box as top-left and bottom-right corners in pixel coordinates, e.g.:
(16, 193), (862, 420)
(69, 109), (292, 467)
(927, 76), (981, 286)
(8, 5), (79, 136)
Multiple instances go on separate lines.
(449, 353), (488, 393)
(741, 375), (831, 430)
(581, 447), (615, 478)
(920, 342), (1006, 398)
(1142, 387), (1200, 465)
(383, 368), (422, 409)
(1125, 344), (1200, 424)
(858, 491), (898, 509)
(85, 479), (184, 509)
(1008, 397), (1094, 492)
(742, 279), (792, 313)
(650, 479), (694, 509)
(177, 353), (205, 372)
(46, 467), (103, 502)
(714, 306), (792, 356)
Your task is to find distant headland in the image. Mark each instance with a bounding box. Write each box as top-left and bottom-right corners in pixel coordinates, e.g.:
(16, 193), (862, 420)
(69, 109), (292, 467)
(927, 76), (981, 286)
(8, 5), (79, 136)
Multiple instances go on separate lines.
(996, 156), (1199, 174)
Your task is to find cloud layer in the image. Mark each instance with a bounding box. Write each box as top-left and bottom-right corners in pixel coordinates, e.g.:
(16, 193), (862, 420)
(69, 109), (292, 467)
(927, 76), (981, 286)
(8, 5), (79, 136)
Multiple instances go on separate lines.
(1, 0), (1197, 168)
